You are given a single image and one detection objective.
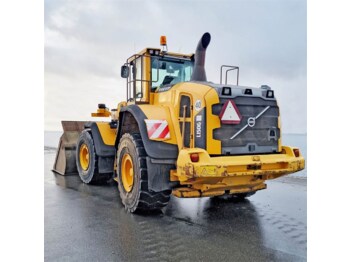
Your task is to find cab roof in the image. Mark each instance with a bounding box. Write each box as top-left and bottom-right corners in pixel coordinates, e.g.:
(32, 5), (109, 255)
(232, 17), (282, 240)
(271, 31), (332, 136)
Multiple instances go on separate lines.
(138, 48), (194, 59)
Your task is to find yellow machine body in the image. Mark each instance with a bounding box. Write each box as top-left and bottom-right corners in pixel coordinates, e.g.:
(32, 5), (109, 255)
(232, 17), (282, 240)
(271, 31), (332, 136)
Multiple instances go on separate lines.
(54, 36), (305, 200)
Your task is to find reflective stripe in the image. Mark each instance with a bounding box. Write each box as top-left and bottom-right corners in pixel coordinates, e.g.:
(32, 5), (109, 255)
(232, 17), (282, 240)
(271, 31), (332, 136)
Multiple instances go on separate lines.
(145, 120), (170, 139)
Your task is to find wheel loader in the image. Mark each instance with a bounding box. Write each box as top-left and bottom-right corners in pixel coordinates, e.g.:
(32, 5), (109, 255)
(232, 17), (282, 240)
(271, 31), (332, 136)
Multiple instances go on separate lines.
(53, 33), (305, 213)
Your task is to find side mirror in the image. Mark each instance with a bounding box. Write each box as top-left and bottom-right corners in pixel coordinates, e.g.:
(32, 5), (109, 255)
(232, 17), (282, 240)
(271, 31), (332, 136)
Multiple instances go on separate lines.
(121, 65), (129, 78)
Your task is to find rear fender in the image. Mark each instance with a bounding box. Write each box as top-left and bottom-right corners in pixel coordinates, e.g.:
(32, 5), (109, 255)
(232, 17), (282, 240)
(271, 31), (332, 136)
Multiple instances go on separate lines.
(117, 105), (178, 159)
(117, 105), (178, 191)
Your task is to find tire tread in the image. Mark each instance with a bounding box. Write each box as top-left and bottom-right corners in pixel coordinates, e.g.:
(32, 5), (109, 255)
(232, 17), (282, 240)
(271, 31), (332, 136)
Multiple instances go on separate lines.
(117, 132), (171, 212)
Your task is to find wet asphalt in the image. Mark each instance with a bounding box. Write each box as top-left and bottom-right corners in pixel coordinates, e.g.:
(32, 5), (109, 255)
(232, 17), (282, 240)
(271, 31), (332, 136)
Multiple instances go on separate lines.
(45, 149), (307, 262)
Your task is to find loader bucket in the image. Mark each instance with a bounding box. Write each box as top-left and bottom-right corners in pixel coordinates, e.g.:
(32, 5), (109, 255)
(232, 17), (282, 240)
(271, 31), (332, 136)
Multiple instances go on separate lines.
(53, 121), (87, 175)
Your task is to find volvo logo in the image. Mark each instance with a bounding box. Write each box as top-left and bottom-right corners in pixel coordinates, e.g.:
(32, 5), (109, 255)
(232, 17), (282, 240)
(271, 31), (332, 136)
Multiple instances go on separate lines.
(247, 117), (256, 127)
(230, 106), (270, 140)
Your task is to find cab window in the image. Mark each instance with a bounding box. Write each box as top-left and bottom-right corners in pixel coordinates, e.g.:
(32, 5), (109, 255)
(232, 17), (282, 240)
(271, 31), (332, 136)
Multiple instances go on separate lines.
(131, 57), (143, 100)
(151, 58), (193, 91)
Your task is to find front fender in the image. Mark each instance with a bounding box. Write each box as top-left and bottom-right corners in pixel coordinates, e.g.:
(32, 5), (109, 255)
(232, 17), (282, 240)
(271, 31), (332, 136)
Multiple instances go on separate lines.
(84, 122), (116, 174)
(118, 105), (179, 160)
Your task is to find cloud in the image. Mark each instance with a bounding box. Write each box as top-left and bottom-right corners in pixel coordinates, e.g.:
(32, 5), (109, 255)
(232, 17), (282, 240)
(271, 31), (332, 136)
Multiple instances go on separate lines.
(45, 0), (306, 133)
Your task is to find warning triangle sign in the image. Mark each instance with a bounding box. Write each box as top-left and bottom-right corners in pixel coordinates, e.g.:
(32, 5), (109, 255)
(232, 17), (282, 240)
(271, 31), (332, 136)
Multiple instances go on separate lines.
(219, 100), (242, 124)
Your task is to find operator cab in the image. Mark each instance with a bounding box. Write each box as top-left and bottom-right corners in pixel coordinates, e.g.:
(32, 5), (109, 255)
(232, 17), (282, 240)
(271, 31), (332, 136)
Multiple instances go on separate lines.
(121, 36), (194, 104)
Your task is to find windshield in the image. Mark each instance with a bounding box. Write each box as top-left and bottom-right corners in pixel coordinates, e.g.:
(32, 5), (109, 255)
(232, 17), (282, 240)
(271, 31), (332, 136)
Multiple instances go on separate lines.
(151, 57), (193, 91)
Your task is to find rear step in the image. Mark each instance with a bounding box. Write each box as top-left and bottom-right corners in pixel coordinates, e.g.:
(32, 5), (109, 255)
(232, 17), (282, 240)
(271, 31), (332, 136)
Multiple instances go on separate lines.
(53, 121), (87, 175)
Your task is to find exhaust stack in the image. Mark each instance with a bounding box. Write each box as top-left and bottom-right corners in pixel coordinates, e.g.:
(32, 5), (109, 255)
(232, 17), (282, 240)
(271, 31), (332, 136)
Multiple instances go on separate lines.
(191, 32), (211, 82)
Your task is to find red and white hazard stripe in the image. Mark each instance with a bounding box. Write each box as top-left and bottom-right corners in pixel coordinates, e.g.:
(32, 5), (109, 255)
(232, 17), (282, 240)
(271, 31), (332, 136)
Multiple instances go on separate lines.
(144, 120), (170, 140)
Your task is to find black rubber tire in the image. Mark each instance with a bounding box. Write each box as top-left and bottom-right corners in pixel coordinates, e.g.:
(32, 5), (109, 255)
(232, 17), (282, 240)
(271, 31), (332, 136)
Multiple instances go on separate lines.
(116, 133), (171, 213)
(76, 130), (110, 184)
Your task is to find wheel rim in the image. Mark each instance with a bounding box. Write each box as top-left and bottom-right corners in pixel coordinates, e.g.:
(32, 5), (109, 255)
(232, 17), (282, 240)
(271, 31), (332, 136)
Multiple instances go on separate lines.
(79, 144), (90, 171)
(121, 153), (134, 192)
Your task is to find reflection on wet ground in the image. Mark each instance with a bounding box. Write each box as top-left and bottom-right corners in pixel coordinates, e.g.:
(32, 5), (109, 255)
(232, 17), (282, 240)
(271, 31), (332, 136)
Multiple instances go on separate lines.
(45, 150), (306, 261)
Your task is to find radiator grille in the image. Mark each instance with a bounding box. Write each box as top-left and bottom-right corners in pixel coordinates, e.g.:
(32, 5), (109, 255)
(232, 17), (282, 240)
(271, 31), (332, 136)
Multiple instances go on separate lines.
(212, 96), (280, 155)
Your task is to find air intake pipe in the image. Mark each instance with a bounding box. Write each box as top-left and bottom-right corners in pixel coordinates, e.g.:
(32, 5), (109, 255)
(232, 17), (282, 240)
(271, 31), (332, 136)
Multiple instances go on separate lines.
(191, 32), (211, 82)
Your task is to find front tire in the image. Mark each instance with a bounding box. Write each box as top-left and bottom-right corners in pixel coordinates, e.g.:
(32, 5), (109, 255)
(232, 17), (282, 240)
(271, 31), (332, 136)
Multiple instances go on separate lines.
(76, 130), (110, 184)
(116, 133), (171, 213)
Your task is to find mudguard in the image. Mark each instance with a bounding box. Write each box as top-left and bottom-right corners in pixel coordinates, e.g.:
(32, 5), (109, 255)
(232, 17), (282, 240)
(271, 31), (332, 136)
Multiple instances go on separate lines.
(118, 105), (179, 159)
(117, 105), (179, 191)
(84, 122), (115, 174)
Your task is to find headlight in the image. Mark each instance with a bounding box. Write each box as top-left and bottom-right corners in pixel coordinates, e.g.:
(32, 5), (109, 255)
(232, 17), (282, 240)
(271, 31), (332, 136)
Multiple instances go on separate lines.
(111, 109), (118, 121)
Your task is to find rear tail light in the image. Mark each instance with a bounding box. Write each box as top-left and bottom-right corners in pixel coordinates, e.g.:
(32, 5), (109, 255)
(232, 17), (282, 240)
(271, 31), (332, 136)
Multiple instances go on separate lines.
(293, 148), (300, 157)
(190, 153), (199, 162)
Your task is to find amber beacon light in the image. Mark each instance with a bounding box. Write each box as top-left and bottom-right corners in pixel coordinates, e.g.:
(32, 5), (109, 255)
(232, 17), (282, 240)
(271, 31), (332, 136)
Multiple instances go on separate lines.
(160, 35), (167, 52)
(160, 35), (167, 45)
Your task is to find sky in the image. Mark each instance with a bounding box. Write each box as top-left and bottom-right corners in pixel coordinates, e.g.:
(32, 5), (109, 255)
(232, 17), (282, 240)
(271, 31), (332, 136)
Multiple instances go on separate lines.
(44, 0), (306, 133)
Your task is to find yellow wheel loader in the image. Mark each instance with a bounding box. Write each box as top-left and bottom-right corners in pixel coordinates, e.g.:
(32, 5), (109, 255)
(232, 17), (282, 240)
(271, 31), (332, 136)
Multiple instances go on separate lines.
(53, 33), (305, 213)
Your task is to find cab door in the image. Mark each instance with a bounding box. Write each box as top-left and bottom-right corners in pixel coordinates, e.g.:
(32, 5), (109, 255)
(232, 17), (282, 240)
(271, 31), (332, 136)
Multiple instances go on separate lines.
(126, 54), (151, 104)
(178, 94), (193, 148)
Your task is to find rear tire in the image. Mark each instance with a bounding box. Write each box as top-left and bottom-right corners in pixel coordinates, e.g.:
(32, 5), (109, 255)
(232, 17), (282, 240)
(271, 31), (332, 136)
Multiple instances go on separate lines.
(76, 130), (110, 184)
(116, 133), (171, 213)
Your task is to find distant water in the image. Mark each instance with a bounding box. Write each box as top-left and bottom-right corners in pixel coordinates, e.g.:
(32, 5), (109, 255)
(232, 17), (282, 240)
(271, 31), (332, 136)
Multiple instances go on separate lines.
(44, 131), (63, 149)
(44, 131), (306, 178)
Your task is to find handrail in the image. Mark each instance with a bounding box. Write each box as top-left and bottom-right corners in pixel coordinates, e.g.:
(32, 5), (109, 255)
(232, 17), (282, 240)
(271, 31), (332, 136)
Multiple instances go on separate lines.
(124, 54), (161, 103)
(220, 65), (239, 85)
